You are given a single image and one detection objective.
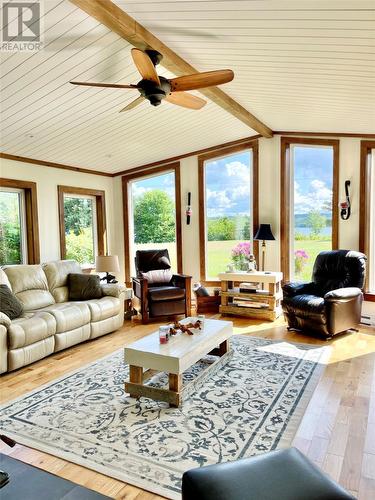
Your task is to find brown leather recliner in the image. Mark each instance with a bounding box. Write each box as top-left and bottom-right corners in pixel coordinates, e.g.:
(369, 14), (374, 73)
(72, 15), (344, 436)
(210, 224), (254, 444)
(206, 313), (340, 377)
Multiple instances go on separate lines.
(282, 250), (366, 338)
(132, 249), (192, 324)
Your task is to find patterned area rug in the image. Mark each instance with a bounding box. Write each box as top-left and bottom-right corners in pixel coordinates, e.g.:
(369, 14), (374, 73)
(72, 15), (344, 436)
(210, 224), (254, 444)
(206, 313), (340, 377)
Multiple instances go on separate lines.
(0, 336), (329, 499)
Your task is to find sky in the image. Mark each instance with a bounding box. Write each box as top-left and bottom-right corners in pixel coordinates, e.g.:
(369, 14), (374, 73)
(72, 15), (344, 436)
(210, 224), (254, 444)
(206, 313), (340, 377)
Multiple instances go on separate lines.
(293, 146), (333, 214)
(130, 146), (334, 218)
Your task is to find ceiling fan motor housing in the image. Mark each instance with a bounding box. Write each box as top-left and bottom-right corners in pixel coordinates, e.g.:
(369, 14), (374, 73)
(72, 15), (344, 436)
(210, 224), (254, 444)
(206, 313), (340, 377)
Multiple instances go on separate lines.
(138, 76), (171, 106)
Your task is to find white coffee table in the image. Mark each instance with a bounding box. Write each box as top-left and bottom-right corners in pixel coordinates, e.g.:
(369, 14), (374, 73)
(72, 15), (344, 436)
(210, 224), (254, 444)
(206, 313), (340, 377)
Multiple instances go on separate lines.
(124, 317), (233, 407)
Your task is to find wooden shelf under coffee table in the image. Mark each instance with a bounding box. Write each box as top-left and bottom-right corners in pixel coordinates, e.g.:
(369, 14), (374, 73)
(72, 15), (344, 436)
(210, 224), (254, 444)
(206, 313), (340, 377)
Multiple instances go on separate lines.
(124, 318), (233, 407)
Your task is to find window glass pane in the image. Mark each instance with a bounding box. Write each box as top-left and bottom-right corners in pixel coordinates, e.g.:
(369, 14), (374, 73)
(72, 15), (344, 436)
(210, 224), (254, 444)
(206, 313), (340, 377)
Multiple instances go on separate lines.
(64, 195), (96, 265)
(130, 172), (177, 274)
(204, 150), (253, 279)
(0, 189), (25, 265)
(369, 149), (375, 291)
(291, 146), (334, 281)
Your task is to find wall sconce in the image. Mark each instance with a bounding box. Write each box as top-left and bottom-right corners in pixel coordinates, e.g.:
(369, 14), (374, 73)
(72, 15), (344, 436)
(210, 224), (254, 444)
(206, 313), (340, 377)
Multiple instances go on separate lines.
(340, 180), (351, 220)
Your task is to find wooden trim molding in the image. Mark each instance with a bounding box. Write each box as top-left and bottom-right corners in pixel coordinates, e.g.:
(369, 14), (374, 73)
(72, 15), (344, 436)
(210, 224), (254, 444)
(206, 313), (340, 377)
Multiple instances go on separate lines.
(122, 162), (183, 285)
(0, 178), (40, 264)
(280, 137), (339, 282)
(198, 140), (259, 285)
(113, 135), (262, 178)
(0, 153), (112, 177)
(57, 186), (107, 260)
(69, 0), (272, 137)
(275, 131), (375, 139)
(359, 140), (375, 296)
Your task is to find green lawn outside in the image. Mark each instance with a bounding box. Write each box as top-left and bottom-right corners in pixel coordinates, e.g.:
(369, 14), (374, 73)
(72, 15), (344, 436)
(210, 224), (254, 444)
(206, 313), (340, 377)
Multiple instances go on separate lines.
(134, 238), (331, 283)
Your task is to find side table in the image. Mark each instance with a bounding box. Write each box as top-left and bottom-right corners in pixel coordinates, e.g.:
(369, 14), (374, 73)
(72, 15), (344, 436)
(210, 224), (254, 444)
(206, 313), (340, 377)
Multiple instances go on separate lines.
(218, 271), (283, 321)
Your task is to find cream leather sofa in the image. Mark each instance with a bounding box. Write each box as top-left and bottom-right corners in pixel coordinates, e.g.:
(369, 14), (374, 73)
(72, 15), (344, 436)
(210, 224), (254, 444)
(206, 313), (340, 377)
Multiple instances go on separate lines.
(0, 260), (126, 373)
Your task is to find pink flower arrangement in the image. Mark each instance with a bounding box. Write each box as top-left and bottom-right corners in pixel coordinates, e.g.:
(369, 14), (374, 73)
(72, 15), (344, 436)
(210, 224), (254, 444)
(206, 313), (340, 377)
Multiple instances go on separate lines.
(231, 241), (251, 258)
(231, 242), (252, 270)
(294, 249), (308, 260)
(294, 249), (309, 274)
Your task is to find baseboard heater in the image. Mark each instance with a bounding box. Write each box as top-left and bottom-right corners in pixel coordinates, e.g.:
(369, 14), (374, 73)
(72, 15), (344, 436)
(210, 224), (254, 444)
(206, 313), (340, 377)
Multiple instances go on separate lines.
(360, 313), (375, 327)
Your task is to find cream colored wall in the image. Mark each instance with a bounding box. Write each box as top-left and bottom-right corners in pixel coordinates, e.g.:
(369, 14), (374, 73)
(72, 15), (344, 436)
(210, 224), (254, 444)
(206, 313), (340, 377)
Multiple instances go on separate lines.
(0, 158), (123, 276)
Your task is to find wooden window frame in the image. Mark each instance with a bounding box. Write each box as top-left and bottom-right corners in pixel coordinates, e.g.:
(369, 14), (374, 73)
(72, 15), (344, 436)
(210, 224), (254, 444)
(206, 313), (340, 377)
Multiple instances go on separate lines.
(280, 137), (339, 282)
(198, 140), (259, 286)
(359, 140), (375, 302)
(58, 186), (107, 261)
(122, 162), (182, 286)
(0, 178), (40, 264)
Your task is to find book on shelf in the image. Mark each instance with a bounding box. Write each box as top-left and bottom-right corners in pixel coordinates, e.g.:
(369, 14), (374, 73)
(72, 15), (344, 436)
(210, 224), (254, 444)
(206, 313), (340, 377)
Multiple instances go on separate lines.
(232, 299), (268, 309)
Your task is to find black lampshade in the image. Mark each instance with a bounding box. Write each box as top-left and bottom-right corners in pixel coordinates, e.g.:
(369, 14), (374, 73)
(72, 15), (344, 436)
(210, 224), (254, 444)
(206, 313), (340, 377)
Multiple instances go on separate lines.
(254, 224), (275, 241)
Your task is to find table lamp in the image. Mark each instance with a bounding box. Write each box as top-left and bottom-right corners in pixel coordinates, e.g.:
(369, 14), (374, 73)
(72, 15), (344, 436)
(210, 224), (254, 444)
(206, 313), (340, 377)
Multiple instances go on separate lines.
(95, 255), (120, 283)
(254, 224), (275, 271)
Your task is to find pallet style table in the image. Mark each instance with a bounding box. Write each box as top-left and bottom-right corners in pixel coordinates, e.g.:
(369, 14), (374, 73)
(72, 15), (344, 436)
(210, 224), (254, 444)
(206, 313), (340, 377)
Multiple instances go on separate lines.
(124, 318), (233, 407)
(218, 271), (283, 321)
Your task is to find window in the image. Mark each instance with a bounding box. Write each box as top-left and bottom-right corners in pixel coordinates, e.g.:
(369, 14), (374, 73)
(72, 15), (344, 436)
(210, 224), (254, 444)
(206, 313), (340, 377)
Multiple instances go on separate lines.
(0, 188), (27, 265)
(281, 138), (339, 282)
(122, 163), (182, 284)
(58, 186), (106, 266)
(360, 141), (375, 299)
(199, 142), (259, 284)
(0, 178), (40, 264)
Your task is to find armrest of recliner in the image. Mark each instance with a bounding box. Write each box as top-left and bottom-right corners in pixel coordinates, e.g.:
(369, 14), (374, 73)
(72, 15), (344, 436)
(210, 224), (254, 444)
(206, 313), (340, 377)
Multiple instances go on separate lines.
(282, 281), (316, 297)
(132, 276), (148, 299)
(171, 273), (192, 289)
(324, 287), (363, 302)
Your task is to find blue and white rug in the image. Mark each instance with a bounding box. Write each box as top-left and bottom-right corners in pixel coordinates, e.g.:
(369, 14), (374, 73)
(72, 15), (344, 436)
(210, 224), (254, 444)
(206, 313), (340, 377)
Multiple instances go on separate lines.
(0, 336), (329, 499)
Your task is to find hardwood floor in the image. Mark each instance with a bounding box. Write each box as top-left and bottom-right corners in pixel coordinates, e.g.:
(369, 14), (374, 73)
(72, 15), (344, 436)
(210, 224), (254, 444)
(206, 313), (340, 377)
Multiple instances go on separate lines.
(1, 315), (374, 499)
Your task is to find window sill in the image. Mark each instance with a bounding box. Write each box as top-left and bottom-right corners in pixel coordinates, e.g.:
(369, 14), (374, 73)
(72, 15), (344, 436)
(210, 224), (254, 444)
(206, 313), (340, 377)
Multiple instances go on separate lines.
(364, 292), (375, 302)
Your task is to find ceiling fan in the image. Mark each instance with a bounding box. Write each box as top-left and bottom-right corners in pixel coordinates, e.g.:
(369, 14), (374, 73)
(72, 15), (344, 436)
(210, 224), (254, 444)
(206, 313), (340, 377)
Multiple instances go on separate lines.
(70, 48), (234, 112)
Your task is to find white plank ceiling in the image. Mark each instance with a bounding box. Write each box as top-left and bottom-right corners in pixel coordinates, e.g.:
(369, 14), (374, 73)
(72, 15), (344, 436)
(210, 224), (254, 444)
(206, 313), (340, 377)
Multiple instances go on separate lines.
(1, 0), (374, 174)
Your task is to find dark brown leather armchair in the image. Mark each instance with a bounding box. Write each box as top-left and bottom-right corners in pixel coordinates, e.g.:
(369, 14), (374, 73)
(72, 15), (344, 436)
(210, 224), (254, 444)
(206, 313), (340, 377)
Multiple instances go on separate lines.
(282, 250), (366, 338)
(132, 249), (192, 324)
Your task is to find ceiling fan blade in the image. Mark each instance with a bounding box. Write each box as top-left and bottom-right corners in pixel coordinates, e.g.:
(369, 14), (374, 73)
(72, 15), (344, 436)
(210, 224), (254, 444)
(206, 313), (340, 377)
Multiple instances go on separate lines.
(70, 81), (138, 89)
(131, 48), (160, 85)
(169, 69), (234, 92)
(165, 92), (206, 110)
(119, 96), (145, 112)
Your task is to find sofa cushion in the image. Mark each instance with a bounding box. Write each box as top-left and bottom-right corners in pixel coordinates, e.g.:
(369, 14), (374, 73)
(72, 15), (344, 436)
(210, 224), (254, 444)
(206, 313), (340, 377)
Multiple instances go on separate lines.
(0, 284), (24, 319)
(86, 296), (121, 322)
(3, 265), (55, 311)
(43, 260), (82, 303)
(68, 273), (102, 301)
(148, 286), (185, 302)
(8, 311), (56, 349)
(40, 302), (90, 334)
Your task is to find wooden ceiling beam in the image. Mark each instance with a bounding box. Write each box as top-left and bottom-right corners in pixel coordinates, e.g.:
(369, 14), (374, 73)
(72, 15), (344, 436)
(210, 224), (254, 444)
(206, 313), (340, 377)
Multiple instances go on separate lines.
(69, 0), (273, 138)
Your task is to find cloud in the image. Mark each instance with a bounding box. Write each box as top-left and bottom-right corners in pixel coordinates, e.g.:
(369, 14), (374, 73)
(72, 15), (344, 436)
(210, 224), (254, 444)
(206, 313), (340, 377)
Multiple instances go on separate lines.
(294, 179), (332, 213)
(225, 161), (250, 185)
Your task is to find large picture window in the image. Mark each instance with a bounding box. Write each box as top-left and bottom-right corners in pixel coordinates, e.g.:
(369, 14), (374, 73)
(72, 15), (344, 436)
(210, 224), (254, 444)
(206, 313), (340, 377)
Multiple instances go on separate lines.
(122, 163), (182, 284)
(360, 140), (375, 300)
(281, 138), (339, 282)
(0, 178), (40, 264)
(0, 188), (27, 265)
(199, 141), (259, 284)
(58, 186), (106, 266)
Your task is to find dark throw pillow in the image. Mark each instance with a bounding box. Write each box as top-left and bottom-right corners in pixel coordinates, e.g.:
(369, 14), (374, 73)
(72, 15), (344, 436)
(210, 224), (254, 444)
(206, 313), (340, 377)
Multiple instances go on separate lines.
(0, 284), (24, 319)
(68, 274), (102, 301)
